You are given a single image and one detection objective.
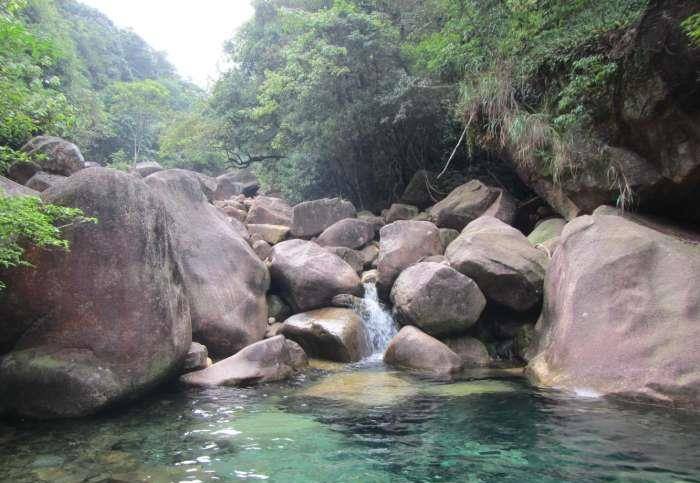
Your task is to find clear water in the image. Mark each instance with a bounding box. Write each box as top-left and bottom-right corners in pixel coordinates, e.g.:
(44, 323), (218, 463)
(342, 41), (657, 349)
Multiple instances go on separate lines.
(1, 362), (699, 483)
(355, 283), (398, 355)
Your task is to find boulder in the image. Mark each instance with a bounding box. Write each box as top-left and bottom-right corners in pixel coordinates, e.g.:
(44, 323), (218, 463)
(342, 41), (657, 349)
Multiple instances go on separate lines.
(384, 326), (462, 375)
(180, 336), (307, 387)
(438, 228), (460, 250)
(483, 189), (517, 226)
(183, 343), (209, 372)
(0, 176), (39, 197)
(26, 172), (67, 192)
(193, 173), (217, 202)
(323, 246), (364, 274)
(446, 216), (548, 311)
(527, 212), (700, 406)
(214, 170), (260, 200)
(359, 242), (379, 268)
(0, 168), (191, 418)
(20, 136), (85, 176)
(218, 205), (247, 223)
(429, 180), (514, 230)
(385, 203), (419, 223)
(267, 294), (292, 321)
(281, 308), (369, 362)
(290, 197), (356, 238)
(145, 169), (269, 359)
(377, 221), (442, 292)
(265, 322), (285, 339)
(270, 240), (362, 312)
(412, 211), (431, 222)
(400, 170), (436, 209)
(527, 218), (567, 246)
(391, 262), (486, 337)
(252, 239), (272, 261)
(361, 269), (379, 285)
(131, 161), (163, 178)
(246, 224), (289, 245)
(245, 196), (292, 226)
(229, 218), (251, 243)
(442, 336), (491, 367)
(357, 211), (385, 235)
(7, 160), (40, 184)
(316, 218), (375, 249)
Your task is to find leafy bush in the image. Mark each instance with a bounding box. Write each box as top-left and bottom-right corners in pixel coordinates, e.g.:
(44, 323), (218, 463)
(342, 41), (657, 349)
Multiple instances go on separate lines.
(0, 193), (95, 290)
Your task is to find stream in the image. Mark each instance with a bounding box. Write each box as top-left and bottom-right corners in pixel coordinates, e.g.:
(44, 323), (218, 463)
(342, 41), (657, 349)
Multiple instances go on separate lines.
(1, 289), (699, 482)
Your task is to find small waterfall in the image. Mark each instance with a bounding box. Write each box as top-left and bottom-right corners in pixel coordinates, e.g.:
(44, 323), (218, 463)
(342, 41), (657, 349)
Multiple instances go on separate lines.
(354, 283), (398, 356)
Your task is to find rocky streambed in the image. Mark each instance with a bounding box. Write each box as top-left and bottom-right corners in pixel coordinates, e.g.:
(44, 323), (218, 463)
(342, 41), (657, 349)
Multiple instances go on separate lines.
(1, 137), (699, 480)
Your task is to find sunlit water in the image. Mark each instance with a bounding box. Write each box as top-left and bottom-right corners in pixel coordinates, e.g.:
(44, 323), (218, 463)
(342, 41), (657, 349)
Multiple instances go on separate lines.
(1, 361), (699, 483)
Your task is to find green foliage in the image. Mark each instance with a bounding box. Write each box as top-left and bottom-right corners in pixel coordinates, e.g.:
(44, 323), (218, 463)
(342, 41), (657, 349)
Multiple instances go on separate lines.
(0, 0), (75, 152)
(682, 13), (700, 46)
(0, 192), (95, 290)
(104, 79), (171, 163)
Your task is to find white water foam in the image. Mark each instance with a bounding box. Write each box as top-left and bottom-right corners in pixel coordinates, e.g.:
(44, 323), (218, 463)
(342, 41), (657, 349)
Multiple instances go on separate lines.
(354, 283), (398, 358)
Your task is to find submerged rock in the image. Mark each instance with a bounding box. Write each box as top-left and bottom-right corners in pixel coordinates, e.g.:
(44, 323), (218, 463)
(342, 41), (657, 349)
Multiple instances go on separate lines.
(21, 136), (85, 176)
(180, 336), (307, 387)
(146, 169), (269, 359)
(281, 308), (369, 362)
(270, 240), (362, 312)
(302, 371), (418, 406)
(527, 212), (700, 407)
(391, 262), (486, 337)
(316, 218), (375, 249)
(0, 168), (191, 419)
(290, 197), (356, 238)
(384, 326), (463, 376)
(446, 216), (548, 311)
(377, 220), (443, 293)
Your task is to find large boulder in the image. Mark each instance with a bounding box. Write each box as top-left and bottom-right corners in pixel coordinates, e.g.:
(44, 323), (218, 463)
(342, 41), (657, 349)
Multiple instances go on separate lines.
(446, 216), (548, 311)
(316, 218), (375, 249)
(131, 161), (163, 178)
(324, 246), (365, 274)
(429, 180), (514, 230)
(20, 136), (85, 176)
(270, 240), (362, 312)
(391, 262), (486, 337)
(145, 169), (269, 359)
(0, 168), (191, 418)
(245, 196), (292, 226)
(527, 212), (700, 407)
(0, 176), (39, 197)
(214, 170), (260, 200)
(384, 326), (463, 375)
(26, 172), (67, 192)
(290, 197), (356, 238)
(281, 308), (369, 362)
(180, 336), (307, 387)
(377, 221), (442, 292)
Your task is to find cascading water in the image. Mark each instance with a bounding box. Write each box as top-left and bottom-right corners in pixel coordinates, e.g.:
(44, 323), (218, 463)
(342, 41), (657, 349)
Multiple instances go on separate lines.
(354, 283), (398, 356)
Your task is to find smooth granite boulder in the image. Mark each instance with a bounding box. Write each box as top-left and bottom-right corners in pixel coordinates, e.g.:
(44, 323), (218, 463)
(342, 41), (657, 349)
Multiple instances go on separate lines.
(384, 326), (463, 376)
(290, 197), (356, 238)
(21, 136), (85, 176)
(316, 218), (375, 249)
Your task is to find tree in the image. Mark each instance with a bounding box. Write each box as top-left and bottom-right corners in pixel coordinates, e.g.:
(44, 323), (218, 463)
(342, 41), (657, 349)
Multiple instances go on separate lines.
(104, 79), (171, 163)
